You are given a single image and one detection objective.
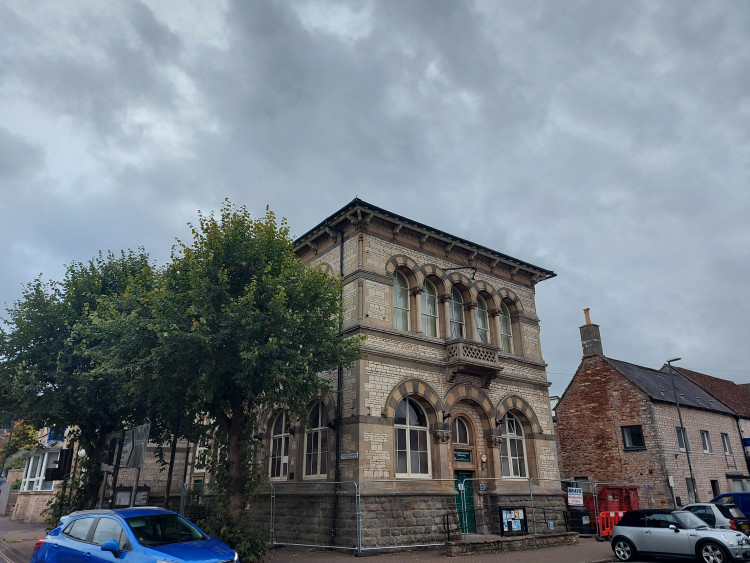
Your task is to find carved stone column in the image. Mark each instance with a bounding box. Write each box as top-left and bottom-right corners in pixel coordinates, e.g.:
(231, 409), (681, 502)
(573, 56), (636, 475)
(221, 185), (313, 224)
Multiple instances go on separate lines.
(410, 286), (424, 333)
(489, 308), (502, 349)
(439, 293), (452, 339)
(432, 422), (452, 479)
(485, 429), (504, 480)
(464, 301), (477, 341)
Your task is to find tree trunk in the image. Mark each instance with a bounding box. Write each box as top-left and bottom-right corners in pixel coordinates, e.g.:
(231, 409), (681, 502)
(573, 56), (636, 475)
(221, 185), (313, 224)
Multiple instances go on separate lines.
(226, 404), (247, 517)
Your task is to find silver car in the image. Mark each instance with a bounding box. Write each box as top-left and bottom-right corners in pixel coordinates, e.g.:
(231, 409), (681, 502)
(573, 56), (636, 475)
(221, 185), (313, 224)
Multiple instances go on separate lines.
(612, 509), (750, 562)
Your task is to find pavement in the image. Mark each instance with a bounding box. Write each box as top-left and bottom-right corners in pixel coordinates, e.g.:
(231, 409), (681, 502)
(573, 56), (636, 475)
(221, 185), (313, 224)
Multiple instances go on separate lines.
(0, 515), (616, 562)
(0, 516), (49, 563)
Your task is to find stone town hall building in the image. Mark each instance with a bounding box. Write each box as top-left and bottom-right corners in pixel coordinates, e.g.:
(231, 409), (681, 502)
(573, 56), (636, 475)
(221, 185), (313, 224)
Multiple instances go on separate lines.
(253, 198), (563, 537)
(10, 199), (564, 542)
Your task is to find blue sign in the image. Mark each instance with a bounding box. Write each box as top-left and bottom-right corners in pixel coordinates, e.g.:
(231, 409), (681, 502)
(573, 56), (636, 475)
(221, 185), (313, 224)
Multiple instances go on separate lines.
(742, 438), (750, 447)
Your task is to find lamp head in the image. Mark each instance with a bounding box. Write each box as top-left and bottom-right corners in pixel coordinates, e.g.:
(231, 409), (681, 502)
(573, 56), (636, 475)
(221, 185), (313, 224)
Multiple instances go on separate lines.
(666, 357), (681, 364)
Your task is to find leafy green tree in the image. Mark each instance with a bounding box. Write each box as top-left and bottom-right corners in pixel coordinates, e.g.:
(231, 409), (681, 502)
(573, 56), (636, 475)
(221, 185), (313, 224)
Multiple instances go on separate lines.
(155, 201), (362, 518)
(0, 420), (42, 471)
(0, 250), (155, 508)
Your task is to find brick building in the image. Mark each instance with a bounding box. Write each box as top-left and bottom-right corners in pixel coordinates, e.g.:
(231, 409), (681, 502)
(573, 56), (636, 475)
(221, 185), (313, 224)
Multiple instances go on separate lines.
(555, 312), (750, 509)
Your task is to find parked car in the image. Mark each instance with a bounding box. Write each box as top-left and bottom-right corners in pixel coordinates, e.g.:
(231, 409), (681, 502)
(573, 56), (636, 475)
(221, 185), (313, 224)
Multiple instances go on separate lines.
(30, 506), (239, 563)
(715, 493), (750, 518)
(611, 508), (750, 562)
(684, 503), (750, 535)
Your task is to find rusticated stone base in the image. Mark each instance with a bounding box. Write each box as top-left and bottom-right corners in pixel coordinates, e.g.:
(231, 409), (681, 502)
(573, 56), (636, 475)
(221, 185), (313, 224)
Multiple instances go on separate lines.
(444, 531), (579, 557)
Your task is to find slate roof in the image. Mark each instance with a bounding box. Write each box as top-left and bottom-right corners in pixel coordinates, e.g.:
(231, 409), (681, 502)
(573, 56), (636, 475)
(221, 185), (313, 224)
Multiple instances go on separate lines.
(604, 358), (735, 415)
(674, 367), (750, 418)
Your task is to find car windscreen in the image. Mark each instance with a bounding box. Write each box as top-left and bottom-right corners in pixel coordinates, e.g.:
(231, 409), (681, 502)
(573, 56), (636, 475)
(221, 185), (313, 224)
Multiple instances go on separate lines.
(674, 511), (710, 529)
(716, 504), (746, 519)
(125, 513), (206, 547)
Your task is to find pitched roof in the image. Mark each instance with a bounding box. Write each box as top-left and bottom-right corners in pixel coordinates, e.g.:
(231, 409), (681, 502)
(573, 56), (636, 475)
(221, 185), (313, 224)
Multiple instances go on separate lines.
(604, 358), (735, 415)
(673, 367), (750, 418)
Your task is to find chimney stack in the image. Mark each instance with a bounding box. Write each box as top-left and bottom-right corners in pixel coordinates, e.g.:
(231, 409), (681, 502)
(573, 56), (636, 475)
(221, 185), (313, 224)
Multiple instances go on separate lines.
(580, 308), (603, 357)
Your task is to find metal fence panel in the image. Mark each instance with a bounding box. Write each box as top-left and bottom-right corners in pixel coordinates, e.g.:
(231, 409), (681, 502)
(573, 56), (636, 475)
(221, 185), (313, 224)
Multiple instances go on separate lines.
(271, 481), (358, 551)
(358, 479), (456, 551)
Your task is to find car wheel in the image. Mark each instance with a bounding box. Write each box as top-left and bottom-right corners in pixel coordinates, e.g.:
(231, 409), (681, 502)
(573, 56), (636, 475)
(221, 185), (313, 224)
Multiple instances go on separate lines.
(612, 537), (636, 561)
(699, 541), (729, 563)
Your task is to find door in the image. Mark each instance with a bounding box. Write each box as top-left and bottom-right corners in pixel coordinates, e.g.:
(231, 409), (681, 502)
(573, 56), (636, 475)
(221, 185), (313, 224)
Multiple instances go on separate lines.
(454, 471), (476, 533)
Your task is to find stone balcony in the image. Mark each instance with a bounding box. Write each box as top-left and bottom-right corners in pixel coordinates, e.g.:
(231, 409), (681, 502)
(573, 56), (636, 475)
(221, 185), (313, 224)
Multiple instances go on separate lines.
(445, 340), (504, 388)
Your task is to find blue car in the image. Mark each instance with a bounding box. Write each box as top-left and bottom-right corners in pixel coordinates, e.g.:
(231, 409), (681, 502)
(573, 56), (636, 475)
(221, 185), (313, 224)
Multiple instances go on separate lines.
(31, 506), (239, 563)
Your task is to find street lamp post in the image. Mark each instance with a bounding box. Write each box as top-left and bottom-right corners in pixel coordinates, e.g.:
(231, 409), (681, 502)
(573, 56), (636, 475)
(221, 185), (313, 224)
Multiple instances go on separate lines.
(666, 357), (699, 503)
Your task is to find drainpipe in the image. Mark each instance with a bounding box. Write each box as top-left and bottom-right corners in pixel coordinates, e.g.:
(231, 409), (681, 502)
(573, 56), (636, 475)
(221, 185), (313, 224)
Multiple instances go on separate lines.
(330, 228), (344, 545)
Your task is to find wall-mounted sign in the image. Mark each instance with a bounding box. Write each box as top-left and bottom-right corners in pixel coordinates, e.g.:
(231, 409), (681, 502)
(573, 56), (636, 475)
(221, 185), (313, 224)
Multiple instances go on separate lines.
(340, 452), (358, 460)
(454, 450), (471, 462)
(742, 438), (750, 447)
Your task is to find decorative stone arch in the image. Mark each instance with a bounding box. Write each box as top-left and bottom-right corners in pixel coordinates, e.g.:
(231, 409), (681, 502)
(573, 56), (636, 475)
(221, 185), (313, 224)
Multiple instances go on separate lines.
(496, 288), (524, 314)
(446, 272), (478, 302)
(381, 379), (442, 420)
(443, 384), (494, 432)
(420, 264), (450, 293)
(256, 408), (279, 434)
(315, 262), (335, 277)
(303, 392), (336, 428)
(473, 280), (500, 309)
(385, 255), (424, 287)
(494, 395), (543, 435)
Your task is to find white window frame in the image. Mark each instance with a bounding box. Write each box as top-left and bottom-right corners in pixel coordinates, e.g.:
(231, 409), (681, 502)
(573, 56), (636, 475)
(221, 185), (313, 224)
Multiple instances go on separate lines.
(21, 450), (58, 491)
(676, 426), (690, 452)
(304, 402), (329, 479)
(500, 413), (527, 479)
(499, 302), (514, 353)
(700, 430), (713, 453)
(449, 288), (465, 339)
(269, 410), (290, 480)
(421, 280), (439, 337)
(393, 271), (410, 331)
(475, 295), (490, 344)
(722, 432), (734, 456)
(451, 417), (470, 445)
(395, 398), (431, 478)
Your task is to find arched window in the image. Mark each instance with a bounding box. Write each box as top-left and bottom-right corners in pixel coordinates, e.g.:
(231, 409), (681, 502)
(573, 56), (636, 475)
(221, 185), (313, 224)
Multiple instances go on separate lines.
(422, 280), (439, 337)
(449, 288), (464, 338)
(499, 413), (527, 478)
(305, 403), (329, 478)
(451, 417), (470, 445)
(269, 410), (290, 479)
(475, 295), (490, 344)
(395, 398), (430, 477)
(393, 271), (410, 330)
(499, 302), (514, 353)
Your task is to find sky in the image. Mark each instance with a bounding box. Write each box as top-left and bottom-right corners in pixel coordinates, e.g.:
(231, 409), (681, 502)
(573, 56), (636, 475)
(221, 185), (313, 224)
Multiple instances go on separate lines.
(1, 0), (749, 398)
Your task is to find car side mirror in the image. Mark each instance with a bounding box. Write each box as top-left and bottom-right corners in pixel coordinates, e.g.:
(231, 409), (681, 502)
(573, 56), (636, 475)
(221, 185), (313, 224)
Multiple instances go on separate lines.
(669, 524), (679, 532)
(101, 539), (121, 557)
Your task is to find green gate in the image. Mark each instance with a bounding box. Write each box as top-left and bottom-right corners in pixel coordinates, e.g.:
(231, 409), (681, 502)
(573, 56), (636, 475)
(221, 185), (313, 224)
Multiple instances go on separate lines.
(454, 471), (476, 533)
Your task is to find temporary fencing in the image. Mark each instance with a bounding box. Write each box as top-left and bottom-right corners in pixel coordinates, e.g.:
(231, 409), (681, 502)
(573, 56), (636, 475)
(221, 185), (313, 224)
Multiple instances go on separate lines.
(179, 477), (653, 552)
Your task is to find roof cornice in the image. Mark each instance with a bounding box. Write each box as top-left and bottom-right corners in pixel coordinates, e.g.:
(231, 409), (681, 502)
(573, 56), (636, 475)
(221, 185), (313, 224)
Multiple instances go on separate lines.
(294, 198), (556, 283)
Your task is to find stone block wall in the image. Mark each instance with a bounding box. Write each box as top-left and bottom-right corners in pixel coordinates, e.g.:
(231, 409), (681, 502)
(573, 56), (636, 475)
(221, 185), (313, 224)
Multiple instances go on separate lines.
(651, 402), (749, 504)
(555, 356), (671, 506)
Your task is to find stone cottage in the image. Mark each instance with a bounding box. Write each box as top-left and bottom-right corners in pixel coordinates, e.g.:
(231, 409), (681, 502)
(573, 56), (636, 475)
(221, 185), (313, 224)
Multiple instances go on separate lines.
(556, 311), (750, 509)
